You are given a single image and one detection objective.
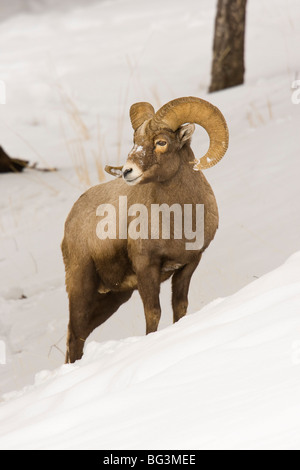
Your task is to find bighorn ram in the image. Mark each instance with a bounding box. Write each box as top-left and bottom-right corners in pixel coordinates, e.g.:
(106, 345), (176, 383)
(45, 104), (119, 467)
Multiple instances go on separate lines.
(62, 96), (229, 363)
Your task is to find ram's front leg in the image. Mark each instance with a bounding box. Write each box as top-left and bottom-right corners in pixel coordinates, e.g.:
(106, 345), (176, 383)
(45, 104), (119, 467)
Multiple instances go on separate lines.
(172, 256), (201, 323)
(136, 260), (161, 334)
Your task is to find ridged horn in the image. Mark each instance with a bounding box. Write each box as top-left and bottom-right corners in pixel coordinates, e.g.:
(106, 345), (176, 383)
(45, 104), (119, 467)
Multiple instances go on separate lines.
(148, 96), (229, 169)
(130, 102), (155, 131)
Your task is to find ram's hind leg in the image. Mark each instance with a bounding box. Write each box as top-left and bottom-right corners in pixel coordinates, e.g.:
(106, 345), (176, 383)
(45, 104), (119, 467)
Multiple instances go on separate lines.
(65, 259), (99, 363)
(65, 260), (133, 363)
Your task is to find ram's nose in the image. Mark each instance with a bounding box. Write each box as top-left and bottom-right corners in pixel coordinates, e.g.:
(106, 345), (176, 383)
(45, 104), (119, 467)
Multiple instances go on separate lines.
(123, 167), (133, 178)
(122, 163), (142, 185)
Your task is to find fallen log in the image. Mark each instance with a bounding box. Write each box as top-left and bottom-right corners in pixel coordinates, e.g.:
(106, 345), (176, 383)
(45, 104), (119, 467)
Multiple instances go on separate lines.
(0, 146), (29, 173)
(0, 146), (57, 173)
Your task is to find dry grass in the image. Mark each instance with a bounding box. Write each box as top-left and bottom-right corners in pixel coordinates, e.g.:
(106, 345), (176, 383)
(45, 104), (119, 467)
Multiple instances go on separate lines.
(93, 116), (107, 182)
(266, 97), (273, 120)
(54, 56), (169, 185)
(56, 81), (106, 188)
(56, 83), (90, 141)
(150, 84), (162, 109)
(63, 135), (92, 188)
(246, 97), (274, 128)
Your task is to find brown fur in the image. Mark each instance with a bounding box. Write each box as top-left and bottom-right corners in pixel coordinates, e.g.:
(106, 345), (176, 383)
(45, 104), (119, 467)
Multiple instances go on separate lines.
(62, 125), (219, 363)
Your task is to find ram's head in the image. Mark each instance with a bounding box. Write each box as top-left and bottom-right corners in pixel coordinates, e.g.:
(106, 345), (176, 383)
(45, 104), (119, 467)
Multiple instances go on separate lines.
(105, 96), (229, 185)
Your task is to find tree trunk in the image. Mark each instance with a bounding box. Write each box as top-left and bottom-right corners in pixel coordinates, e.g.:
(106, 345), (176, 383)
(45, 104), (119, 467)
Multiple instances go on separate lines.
(209, 0), (247, 93)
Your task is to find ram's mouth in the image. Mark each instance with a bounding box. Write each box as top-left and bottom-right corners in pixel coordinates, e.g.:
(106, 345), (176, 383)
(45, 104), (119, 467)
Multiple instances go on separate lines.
(124, 174), (143, 185)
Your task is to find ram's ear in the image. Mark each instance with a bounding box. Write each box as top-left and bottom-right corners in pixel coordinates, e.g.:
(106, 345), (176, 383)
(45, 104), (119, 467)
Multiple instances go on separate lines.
(177, 123), (195, 146)
(105, 165), (123, 177)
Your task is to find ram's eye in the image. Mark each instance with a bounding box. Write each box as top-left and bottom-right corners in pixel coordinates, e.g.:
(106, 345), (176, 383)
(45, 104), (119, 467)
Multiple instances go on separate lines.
(155, 140), (167, 147)
(154, 139), (168, 153)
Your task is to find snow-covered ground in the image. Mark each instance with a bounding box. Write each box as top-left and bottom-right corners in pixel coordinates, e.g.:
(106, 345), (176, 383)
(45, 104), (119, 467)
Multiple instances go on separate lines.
(0, 0), (299, 449)
(1, 252), (300, 450)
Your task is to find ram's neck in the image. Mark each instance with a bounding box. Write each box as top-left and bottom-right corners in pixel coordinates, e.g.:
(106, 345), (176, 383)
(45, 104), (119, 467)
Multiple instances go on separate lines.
(154, 146), (202, 203)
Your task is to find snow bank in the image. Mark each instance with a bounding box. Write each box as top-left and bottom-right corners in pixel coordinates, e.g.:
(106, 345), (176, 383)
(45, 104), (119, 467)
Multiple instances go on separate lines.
(0, 252), (300, 450)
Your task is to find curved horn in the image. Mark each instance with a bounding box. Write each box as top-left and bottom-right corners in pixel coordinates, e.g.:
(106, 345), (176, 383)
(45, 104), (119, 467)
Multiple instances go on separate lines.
(130, 102), (155, 131)
(149, 96), (229, 169)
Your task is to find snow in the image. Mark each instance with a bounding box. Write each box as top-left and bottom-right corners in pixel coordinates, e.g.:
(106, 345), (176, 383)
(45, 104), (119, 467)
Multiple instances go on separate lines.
(1, 252), (300, 450)
(0, 0), (300, 450)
